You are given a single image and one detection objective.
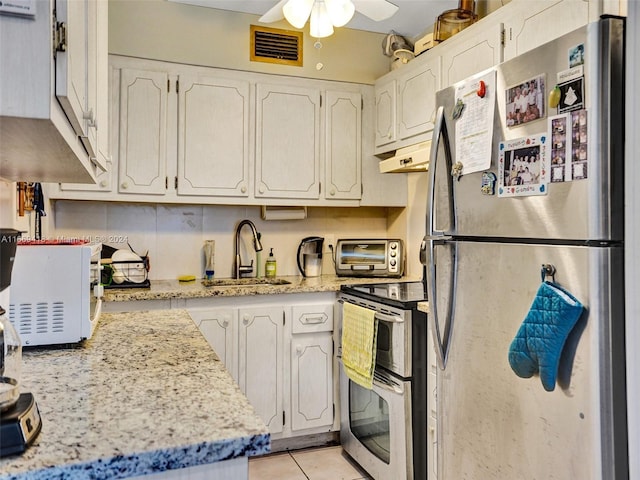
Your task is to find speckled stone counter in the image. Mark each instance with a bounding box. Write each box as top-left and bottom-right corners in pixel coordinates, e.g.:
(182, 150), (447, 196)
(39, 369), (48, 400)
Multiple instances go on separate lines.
(103, 275), (415, 302)
(0, 310), (269, 480)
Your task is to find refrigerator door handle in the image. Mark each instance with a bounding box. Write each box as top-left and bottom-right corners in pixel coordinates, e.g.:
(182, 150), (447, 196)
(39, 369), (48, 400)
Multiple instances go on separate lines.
(425, 236), (457, 370)
(427, 106), (455, 238)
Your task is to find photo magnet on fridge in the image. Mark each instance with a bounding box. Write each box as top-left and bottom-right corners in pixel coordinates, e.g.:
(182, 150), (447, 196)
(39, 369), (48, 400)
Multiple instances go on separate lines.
(498, 134), (549, 198)
(557, 77), (584, 113)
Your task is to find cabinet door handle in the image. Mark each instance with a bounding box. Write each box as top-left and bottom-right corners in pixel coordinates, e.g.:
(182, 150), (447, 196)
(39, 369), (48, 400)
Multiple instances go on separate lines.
(295, 345), (303, 355)
(121, 182), (129, 190)
(303, 315), (325, 324)
(329, 189), (336, 196)
(83, 108), (96, 128)
(221, 319), (229, 328)
(242, 314), (250, 325)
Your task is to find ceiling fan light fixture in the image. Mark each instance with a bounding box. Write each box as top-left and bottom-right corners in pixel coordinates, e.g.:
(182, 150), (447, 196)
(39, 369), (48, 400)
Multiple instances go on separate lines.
(310, 1), (334, 38)
(324, 0), (355, 27)
(283, 0), (314, 28)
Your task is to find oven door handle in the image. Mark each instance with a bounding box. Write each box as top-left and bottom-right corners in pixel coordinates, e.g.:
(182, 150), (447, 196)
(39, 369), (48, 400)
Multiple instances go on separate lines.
(373, 371), (404, 395)
(338, 300), (404, 324)
(374, 312), (404, 324)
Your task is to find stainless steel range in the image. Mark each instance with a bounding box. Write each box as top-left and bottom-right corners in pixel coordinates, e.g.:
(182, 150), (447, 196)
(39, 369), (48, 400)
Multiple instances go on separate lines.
(337, 281), (428, 480)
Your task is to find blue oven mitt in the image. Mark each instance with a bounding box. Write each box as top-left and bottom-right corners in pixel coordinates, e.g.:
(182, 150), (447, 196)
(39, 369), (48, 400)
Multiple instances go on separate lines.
(508, 281), (584, 391)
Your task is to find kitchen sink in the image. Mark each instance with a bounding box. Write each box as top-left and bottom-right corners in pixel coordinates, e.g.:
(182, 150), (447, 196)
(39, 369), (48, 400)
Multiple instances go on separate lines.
(201, 278), (292, 287)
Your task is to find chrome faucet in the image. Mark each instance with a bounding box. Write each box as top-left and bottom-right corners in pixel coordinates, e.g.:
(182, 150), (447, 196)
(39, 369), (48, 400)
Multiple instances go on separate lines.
(234, 219), (263, 278)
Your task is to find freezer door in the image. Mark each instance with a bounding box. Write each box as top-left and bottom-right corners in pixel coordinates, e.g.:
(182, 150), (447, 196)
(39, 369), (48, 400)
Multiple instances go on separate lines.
(433, 241), (627, 479)
(433, 18), (624, 242)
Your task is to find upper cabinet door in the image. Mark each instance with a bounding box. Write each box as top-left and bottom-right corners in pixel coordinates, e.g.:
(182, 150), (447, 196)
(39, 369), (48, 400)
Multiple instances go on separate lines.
(118, 68), (168, 195)
(440, 22), (504, 87)
(177, 75), (251, 197)
(325, 91), (361, 200)
(255, 84), (320, 200)
(374, 79), (397, 148)
(502, 0), (589, 61)
(397, 56), (441, 141)
(55, 0), (94, 156)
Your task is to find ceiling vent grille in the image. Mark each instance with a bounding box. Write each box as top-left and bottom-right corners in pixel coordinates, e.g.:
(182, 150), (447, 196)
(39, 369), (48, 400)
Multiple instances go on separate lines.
(251, 25), (303, 67)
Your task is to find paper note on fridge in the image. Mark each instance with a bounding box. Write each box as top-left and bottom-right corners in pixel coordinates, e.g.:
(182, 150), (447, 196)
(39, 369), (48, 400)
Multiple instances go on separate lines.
(454, 70), (496, 175)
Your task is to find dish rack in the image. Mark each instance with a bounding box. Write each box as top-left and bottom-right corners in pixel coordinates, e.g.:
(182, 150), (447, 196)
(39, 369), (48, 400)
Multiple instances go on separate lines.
(101, 256), (150, 289)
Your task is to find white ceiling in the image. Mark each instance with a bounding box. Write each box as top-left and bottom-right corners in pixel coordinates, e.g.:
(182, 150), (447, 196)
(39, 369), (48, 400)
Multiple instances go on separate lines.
(168, 0), (461, 40)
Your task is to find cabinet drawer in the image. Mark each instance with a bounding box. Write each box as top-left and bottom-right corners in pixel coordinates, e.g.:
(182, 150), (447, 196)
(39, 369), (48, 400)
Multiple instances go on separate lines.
(291, 304), (333, 334)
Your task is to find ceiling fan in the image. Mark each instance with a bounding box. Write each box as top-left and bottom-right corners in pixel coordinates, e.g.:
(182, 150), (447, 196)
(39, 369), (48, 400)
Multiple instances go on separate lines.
(259, 0), (399, 38)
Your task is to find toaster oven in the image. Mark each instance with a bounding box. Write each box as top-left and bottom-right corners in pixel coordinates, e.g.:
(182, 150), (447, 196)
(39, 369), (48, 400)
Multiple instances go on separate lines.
(8, 243), (103, 346)
(335, 239), (404, 277)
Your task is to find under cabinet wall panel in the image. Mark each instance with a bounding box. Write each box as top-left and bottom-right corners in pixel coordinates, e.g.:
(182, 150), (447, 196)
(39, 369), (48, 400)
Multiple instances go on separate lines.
(291, 335), (334, 432)
(118, 69), (168, 195)
(255, 84), (321, 200)
(325, 91), (362, 201)
(177, 76), (250, 197)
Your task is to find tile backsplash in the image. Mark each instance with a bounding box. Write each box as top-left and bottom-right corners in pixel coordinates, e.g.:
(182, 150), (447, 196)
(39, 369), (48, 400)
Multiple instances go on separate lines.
(51, 201), (390, 280)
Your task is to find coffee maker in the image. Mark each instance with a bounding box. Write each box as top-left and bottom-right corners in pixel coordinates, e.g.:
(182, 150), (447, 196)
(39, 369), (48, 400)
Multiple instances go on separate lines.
(297, 236), (324, 278)
(0, 229), (42, 457)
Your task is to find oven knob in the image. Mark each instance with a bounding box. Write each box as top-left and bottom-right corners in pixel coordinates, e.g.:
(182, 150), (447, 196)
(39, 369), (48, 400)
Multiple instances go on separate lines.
(390, 250), (396, 257)
(390, 242), (397, 250)
(390, 259), (396, 267)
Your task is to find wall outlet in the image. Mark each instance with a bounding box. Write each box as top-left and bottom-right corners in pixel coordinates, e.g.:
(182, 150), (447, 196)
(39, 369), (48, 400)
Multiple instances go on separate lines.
(324, 234), (335, 253)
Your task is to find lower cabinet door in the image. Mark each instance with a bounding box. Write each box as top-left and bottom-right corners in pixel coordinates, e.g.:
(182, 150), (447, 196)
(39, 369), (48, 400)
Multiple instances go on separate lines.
(290, 334), (334, 432)
(190, 308), (238, 383)
(238, 306), (284, 434)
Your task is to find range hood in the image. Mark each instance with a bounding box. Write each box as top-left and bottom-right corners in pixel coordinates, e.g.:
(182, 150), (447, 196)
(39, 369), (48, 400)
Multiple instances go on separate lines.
(379, 141), (431, 173)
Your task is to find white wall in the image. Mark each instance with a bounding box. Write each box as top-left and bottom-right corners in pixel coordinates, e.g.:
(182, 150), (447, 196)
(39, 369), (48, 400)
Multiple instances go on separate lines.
(108, 0), (391, 85)
(50, 201), (389, 280)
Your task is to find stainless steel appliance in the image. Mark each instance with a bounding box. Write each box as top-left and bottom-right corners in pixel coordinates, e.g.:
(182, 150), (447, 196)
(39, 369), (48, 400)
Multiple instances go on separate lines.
(338, 281), (428, 480)
(9, 242), (103, 346)
(335, 239), (404, 277)
(297, 236), (324, 277)
(420, 17), (627, 479)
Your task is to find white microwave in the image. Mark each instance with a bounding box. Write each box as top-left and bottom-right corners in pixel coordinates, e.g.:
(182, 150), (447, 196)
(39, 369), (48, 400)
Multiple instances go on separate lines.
(8, 243), (103, 346)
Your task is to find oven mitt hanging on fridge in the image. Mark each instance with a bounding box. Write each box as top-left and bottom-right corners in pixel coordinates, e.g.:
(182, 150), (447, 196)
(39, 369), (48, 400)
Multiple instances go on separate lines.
(508, 281), (584, 391)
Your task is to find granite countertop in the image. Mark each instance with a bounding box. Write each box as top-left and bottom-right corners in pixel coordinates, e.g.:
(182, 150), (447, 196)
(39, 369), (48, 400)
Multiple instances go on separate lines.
(103, 274), (415, 302)
(0, 310), (269, 480)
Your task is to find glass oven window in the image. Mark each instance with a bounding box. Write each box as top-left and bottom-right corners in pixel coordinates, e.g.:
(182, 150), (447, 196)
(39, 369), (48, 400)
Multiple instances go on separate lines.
(341, 244), (386, 265)
(348, 379), (391, 464)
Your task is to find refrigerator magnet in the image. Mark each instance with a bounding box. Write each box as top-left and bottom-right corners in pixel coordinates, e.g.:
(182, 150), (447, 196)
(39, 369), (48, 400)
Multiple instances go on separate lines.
(505, 74), (546, 127)
(557, 77), (584, 113)
(498, 134), (549, 198)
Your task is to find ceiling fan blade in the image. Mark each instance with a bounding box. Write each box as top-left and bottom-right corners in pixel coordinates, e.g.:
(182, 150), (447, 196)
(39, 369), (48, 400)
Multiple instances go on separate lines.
(258, 0), (288, 23)
(351, 0), (399, 22)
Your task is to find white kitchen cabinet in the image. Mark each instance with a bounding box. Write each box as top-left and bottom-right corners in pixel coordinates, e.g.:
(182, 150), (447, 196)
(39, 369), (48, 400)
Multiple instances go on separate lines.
(374, 79), (397, 149)
(255, 84), (321, 200)
(373, 53), (440, 155)
(190, 308), (238, 383)
(177, 75), (251, 197)
(188, 293), (338, 440)
(502, 0), (589, 60)
(397, 56), (441, 141)
(238, 306), (285, 434)
(439, 22), (504, 88)
(0, 0), (108, 183)
(118, 68), (169, 195)
(51, 56), (403, 207)
(325, 91), (362, 201)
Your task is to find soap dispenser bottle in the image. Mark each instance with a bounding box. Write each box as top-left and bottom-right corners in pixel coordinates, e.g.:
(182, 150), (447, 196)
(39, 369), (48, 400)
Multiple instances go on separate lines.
(265, 248), (277, 278)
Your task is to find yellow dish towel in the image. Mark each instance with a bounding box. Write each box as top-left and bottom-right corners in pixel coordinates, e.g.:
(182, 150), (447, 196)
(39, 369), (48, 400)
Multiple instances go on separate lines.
(342, 302), (378, 390)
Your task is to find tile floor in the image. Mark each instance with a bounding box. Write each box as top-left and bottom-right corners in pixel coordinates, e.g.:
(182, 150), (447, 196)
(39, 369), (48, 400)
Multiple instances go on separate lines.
(249, 445), (372, 480)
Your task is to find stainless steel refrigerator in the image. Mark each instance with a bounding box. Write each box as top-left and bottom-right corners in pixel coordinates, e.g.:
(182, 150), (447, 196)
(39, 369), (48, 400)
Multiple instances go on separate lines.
(419, 17), (628, 479)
